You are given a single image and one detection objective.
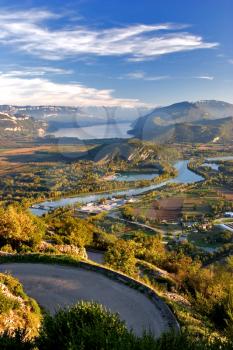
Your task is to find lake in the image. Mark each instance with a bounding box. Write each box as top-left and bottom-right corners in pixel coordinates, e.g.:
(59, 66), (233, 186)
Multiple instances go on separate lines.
(49, 122), (132, 139)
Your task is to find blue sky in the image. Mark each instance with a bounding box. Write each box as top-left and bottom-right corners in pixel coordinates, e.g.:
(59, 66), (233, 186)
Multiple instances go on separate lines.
(0, 0), (232, 107)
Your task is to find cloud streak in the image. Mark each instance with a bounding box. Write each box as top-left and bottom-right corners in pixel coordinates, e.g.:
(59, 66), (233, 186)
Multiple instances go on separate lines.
(0, 73), (146, 107)
(0, 67), (73, 77)
(126, 72), (169, 81)
(0, 9), (218, 61)
(195, 76), (214, 80)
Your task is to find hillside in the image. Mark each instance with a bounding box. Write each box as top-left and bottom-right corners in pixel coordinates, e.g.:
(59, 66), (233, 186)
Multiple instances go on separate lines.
(0, 113), (47, 139)
(135, 117), (233, 143)
(129, 100), (233, 142)
(0, 272), (41, 337)
(89, 139), (180, 163)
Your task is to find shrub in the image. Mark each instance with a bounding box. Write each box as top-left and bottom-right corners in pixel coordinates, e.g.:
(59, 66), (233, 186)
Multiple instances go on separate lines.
(37, 301), (131, 350)
(0, 329), (33, 350)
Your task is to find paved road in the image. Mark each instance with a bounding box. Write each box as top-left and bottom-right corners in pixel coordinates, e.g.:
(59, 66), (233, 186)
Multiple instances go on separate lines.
(87, 250), (105, 264)
(0, 263), (170, 336)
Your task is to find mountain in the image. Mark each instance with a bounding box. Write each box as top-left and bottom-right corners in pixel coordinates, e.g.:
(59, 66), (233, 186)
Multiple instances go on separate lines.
(0, 112), (47, 139)
(129, 100), (233, 142)
(89, 139), (179, 163)
(0, 105), (152, 131)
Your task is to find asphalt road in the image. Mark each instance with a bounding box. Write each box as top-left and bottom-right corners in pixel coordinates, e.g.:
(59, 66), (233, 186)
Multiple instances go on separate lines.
(0, 263), (170, 336)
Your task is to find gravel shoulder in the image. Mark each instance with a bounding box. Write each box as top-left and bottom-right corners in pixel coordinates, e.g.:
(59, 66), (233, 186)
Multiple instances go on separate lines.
(0, 263), (171, 337)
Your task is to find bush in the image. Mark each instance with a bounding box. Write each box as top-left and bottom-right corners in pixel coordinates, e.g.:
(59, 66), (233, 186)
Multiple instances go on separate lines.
(0, 330), (33, 350)
(37, 301), (131, 350)
(1, 301), (233, 349)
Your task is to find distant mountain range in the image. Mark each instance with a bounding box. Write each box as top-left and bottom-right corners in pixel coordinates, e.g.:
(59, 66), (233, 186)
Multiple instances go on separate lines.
(0, 100), (233, 144)
(129, 100), (233, 143)
(0, 105), (151, 131)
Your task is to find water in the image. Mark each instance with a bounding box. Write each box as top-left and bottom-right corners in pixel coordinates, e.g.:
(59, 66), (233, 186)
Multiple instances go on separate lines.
(201, 163), (219, 171)
(49, 122), (132, 139)
(206, 156), (233, 162)
(201, 156), (233, 171)
(173, 160), (203, 183)
(31, 155), (233, 216)
(30, 159), (203, 216)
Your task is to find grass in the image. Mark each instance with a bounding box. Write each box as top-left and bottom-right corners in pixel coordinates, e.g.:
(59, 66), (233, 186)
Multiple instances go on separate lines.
(0, 289), (20, 314)
(0, 252), (85, 267)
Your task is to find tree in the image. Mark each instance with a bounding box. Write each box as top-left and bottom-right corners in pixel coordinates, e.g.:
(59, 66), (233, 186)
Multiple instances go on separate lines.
(104, 240), (137, 275)
(0, 206), (45, 250)
(134, 235), (166, 266)
(47, 215), (94, 248)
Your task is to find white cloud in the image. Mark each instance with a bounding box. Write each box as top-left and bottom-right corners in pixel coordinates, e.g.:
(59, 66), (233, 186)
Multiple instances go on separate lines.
(126, 71), (169, 81)
(1, 67), (73, 77)
(0, 73), (146, 107)
(228, 59), (233, 64)
(0, 9), (218, 61)
(195, 76), (214, 80)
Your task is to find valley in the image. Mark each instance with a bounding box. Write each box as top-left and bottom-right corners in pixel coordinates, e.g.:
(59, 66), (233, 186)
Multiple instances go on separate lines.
(0, 101), (233, 348)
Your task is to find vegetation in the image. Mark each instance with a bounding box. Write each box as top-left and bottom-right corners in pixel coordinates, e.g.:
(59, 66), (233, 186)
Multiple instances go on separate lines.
(0, 301), (233, 350)
(0, 206), (45, 251)
(104, 239), (137, 275)
(0, 273), (41, 339)
(0, 139), (233, 348)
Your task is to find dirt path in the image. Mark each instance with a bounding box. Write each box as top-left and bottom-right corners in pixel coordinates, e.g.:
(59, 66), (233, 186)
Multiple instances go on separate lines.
(0, 263), (171, 337)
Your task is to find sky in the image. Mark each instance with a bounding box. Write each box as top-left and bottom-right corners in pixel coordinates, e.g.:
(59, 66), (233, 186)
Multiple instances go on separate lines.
(0, 0), (232, 107)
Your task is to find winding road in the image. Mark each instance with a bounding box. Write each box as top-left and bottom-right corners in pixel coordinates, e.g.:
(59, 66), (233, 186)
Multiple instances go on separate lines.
(0, 263), (173, 337)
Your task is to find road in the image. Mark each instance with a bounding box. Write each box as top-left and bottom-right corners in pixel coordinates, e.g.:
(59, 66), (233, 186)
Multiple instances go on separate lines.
(87, 250), (105, 264)
(0, 263), (171, 337)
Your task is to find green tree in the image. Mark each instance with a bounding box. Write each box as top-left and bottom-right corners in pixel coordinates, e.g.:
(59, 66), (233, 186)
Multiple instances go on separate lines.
(104, 239), (137, 275)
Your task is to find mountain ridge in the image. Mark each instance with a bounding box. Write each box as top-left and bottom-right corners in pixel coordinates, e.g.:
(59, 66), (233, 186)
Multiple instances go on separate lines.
(129, 100), (233, 143)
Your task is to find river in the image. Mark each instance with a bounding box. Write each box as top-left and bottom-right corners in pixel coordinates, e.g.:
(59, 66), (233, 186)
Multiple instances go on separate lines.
(30, 159), (203, 216)
(31, 156), (233, 216)
(201, 156), (233, 171)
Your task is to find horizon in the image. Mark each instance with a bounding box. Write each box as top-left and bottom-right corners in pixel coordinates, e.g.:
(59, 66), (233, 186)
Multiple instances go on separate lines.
(1, 98), (233, 109)
(0, 0), (232, 108)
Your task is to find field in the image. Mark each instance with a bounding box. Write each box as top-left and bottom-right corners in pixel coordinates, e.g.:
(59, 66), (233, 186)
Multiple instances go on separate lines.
(128, 192), (212, 223)
(218, 188), (233, 201)
(133, 197), (183, 222)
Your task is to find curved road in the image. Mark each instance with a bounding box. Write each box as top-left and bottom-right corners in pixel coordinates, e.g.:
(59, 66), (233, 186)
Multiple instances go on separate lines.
(0, 263), (170, 337)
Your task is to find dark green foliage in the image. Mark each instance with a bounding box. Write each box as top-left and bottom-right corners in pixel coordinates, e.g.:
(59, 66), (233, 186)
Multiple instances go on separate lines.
(0, 301), (233, 349)
(0, 329), (33, 350)
(37, 301), (132, 350)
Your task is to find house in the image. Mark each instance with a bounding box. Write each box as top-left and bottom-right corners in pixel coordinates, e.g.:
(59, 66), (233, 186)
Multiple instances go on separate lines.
(224, 212), (233, 218)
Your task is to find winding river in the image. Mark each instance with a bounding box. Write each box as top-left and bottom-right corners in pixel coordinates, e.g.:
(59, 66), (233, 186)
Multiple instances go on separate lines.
(31, 156), (233, 216)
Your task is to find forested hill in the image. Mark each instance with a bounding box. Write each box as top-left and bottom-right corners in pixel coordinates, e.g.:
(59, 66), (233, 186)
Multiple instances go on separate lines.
(129, 100), (233, 143)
